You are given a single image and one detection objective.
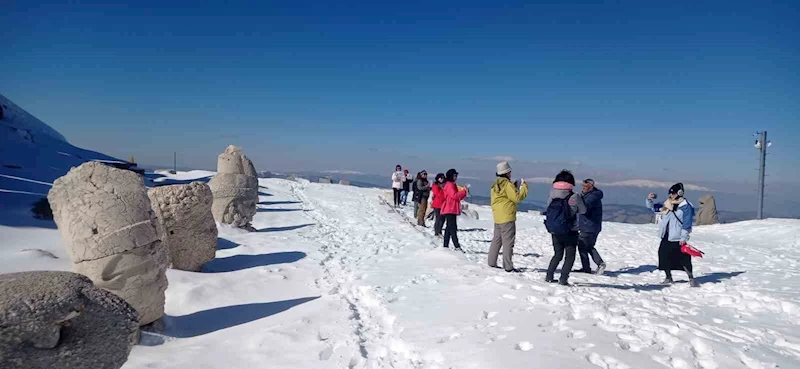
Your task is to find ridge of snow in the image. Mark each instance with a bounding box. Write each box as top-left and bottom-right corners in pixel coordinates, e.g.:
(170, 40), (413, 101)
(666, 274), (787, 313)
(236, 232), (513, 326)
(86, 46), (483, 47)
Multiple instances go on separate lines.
(0, 93), (68, 143)
(322, 170), (366, 175)
(603, 180), (711, 191)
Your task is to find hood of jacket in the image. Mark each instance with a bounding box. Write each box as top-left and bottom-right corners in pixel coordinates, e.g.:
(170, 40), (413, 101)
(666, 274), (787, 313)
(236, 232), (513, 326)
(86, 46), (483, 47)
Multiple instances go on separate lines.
(583, 187), (603, 200)
(549, 188), (574, 200)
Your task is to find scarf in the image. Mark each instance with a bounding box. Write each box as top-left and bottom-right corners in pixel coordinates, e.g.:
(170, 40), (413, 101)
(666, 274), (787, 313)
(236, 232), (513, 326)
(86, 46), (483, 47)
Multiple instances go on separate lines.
(660, 196), (684, 215)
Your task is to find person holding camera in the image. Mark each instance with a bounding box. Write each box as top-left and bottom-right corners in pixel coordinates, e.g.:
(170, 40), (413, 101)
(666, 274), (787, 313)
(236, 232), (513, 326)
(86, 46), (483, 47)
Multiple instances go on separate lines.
(488, 162), (529, 272)
(646, 183), (698, 287)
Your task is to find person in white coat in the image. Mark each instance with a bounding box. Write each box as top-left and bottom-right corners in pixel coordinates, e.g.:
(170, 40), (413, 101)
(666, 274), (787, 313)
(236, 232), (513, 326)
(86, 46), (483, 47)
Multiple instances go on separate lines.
(391, 165), (405, 208)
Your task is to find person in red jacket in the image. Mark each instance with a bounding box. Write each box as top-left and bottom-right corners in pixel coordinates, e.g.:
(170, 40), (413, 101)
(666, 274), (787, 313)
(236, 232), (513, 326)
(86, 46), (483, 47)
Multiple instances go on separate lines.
(430, 173), (446, 237)
(441, 169), (468, 250)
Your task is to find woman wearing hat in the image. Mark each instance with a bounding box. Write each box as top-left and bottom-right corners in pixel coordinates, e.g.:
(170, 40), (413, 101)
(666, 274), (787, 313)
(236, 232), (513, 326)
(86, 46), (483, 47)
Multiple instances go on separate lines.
(646, 183), (698, 287)
(391, 165), (405, 208)
(430, 173), (447, 237)
(488, 161), (528, 272)
(441, 169), (468, 250)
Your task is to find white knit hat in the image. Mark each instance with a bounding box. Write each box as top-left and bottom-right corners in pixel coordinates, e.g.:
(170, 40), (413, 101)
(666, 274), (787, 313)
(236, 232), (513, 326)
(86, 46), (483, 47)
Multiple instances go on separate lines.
(496, 161), (512, 175)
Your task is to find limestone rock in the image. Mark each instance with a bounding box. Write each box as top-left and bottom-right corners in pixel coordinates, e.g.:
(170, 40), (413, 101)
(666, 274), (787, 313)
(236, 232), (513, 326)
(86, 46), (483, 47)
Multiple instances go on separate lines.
(696, 194), (719, 226)
(0, 271), (139, 369)
(209, 146), (259, 229)
(48, 161), (169, 325)
(148, 182), (218, 271)
(338, 180), (350, 185)
(318, 178), (332, 184)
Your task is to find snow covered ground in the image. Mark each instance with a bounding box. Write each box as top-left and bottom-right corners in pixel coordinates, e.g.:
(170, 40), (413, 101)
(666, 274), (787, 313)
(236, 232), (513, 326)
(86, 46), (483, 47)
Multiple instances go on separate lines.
(2, 173), (800, 369)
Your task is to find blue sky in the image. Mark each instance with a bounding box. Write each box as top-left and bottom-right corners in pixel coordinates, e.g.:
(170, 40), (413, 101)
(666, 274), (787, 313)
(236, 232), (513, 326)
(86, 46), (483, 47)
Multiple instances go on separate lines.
(3, 0), (798, 185)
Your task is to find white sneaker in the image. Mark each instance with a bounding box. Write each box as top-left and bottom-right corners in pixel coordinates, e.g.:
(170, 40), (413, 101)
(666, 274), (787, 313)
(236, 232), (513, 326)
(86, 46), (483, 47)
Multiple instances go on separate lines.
(596, 263), (607, 276)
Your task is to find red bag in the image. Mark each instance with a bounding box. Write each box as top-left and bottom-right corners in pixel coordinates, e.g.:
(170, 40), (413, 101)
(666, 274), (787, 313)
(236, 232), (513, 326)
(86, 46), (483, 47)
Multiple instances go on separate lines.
(681, 243), (704, 258)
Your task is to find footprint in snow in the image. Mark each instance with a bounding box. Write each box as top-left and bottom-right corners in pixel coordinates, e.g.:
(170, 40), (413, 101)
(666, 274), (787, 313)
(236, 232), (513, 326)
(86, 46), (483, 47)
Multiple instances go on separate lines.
(483, 311), (498, 320)
(572, 343), (595, 352)
(502, 294), (517, 300)
(586, 352), (630, 369)
(568, 330), (587, 339)
(516, 342), (534, 351)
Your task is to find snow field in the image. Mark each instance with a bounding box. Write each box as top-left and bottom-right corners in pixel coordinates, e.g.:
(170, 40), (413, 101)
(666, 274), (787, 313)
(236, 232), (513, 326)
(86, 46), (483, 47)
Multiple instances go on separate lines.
(1, 175), (799, 369)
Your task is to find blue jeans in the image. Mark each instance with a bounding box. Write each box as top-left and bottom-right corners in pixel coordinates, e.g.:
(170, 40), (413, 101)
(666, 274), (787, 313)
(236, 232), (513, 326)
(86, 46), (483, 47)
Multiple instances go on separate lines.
(400, 190), (408, 205)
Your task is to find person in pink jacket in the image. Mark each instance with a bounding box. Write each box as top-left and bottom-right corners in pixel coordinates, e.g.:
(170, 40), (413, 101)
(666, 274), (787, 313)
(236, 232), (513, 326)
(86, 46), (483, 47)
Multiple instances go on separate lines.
(441, 169), (468, 250)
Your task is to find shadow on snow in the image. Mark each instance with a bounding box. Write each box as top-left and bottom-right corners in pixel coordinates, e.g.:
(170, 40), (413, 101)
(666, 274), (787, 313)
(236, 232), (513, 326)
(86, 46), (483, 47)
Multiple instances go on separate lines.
(201, 251), (306, 273)
(256, 224), (314, 233)
(258, 200), (301, 206)
(256, 208), (307, 213)
(604, 265), (659, 278)
(158, 297), (320, 339)
(216, 238), (240, 250)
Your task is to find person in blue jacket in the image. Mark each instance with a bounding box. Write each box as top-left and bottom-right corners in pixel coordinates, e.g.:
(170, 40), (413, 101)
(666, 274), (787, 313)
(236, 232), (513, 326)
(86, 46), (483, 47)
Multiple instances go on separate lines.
(577, 179), (606, 275)
(646, 183), (698, 287)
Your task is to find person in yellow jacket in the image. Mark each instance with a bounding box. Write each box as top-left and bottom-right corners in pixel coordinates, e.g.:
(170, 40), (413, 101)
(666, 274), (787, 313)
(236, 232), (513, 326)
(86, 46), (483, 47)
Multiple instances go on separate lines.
(488, 161), (529, 272)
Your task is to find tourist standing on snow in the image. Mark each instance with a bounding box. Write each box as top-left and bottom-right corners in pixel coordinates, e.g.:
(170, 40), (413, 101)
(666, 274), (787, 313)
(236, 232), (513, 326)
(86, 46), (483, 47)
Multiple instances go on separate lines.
(415, 171), (432, 226)
(577, 179), (607, 275)
(401, 169), (412, 206)
(544, 170), (587, 286)
(488, 162), (528, 272)
(646, 183), (698, 287)
(442, 169), (468, 250)
(391, 165), (405, 207)
(431, 173), (446, 237)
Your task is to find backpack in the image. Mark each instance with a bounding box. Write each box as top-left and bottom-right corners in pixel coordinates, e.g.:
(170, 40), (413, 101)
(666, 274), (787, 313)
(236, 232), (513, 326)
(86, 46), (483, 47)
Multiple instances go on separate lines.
(544, 192), (575, 234)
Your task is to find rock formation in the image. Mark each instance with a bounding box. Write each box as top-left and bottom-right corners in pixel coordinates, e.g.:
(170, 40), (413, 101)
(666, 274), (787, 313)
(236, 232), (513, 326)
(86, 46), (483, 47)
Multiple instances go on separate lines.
(48, 161), (169, 325)
(148, 182), (218, 271)
(0, 271), (139, 369)
(696, 194), (719, 226)
(208, 146), (258, 229)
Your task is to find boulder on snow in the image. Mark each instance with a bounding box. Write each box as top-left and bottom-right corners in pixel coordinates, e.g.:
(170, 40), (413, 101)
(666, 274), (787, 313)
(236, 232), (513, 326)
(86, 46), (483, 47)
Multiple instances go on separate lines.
(208, 146), (258, 229)
(148, 182), (218, 271)
(318, 177), (332, 184)
(0, 271), (139, 369)
(338, 180), (350, 186)
(48, 161), (169, 325)
(696, 194), (719, 226)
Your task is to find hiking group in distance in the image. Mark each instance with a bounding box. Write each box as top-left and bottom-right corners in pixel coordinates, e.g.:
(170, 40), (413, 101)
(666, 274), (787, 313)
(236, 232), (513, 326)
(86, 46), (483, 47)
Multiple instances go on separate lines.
(392, 161), (699, 287)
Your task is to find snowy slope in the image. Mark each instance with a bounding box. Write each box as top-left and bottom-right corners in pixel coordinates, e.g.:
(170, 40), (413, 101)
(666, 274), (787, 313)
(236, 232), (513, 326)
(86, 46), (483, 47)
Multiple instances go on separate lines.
(2, 174), (799, 369)
(0, 93), (122, 227)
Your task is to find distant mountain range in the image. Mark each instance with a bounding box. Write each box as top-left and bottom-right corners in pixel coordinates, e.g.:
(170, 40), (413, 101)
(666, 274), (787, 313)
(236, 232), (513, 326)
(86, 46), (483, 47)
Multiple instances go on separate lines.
(261, 170), (798, 224)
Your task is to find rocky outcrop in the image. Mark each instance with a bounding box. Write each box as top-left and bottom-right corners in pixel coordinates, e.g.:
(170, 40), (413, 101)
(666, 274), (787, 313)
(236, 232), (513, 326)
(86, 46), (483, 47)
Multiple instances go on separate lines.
(148, 182), (218, 271)
(696, 194), (719, 226)
(0, 271), (139, 369)
(338, 180), (350, 185)
(48, 161), (169, 325)
(208, 146), (258, 229)
(318, 178), (332, 184)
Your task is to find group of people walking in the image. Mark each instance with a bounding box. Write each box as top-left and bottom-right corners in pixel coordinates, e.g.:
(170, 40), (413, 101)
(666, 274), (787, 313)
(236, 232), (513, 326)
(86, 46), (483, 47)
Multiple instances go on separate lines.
(391, 161), (697, 287)
(392, 165), (469, 250)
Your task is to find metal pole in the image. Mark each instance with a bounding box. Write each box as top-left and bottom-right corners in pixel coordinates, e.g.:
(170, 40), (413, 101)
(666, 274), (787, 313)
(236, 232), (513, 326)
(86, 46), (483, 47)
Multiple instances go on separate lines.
(757, 131), (767, 220)
(173, 152), (177, 173)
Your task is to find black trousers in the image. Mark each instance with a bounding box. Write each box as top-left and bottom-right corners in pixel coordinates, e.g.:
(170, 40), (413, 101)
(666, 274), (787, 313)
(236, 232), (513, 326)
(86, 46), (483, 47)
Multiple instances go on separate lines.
(443, 214), (460, 248)
(578, 232), (605, 271)
(546, 231), (579, 283)
(393, 188), (401, 206)
(433, 208), (444, 236)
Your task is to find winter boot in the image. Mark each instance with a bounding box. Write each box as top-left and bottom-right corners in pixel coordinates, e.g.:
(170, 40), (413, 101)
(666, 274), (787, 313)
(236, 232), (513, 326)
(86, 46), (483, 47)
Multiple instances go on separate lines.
(689, 278), (700, 288)
(596, 263), (607, 276)
(661, 278), (674, 284)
